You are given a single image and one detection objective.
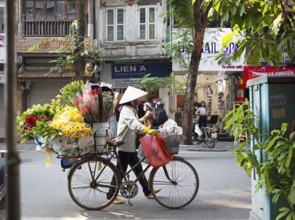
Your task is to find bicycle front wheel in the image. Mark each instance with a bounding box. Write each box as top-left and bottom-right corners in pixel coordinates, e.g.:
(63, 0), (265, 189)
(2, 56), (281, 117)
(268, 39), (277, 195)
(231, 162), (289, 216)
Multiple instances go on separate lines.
(204, 134), (215, 148)
(68, 156), (120, 210)
(149, 156), (199, 209)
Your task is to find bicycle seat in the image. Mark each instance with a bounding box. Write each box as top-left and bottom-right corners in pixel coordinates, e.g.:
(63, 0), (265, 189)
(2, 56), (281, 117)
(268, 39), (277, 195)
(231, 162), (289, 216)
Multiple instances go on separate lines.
(107, 141), (125, 148)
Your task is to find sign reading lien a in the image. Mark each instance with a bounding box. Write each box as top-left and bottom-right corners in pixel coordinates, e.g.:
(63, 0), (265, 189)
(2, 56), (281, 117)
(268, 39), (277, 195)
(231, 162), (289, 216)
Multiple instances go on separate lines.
(243, 66), (295, 89)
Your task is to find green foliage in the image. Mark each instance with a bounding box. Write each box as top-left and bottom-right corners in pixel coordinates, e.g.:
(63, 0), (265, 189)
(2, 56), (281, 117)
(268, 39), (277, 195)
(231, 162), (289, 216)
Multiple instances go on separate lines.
(168, 0), (194, 28)
(138, 74), (168, 94)
(166, 28), (193, 69)
(212, 0), (295, 66)
(224, 100), (295, 220)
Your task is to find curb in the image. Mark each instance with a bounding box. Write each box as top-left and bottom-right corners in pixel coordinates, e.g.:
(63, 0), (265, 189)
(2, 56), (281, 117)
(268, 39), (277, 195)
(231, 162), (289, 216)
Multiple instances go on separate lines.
(0, 141), (239, 152)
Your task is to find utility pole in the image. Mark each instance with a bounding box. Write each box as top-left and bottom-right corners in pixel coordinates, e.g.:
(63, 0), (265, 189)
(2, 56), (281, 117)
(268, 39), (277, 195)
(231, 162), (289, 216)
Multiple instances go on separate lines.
(5, 0), (21, 219)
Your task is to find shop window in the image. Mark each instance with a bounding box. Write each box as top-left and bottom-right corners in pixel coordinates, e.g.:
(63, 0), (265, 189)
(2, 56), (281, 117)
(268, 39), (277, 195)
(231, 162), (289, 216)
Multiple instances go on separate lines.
(138, 6), (156, 41)
(106, 7), (125, 42)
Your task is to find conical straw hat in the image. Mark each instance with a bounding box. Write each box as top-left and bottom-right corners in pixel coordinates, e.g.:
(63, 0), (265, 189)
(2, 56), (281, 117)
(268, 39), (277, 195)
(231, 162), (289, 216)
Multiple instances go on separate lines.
(119, 86), (148, 104)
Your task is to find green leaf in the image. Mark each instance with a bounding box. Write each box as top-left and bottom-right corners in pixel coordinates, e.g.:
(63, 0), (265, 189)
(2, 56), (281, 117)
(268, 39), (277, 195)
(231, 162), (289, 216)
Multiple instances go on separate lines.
(288, 180), (295, 206)
(276, 207), (290, 220)
(271, 13), (283, 35)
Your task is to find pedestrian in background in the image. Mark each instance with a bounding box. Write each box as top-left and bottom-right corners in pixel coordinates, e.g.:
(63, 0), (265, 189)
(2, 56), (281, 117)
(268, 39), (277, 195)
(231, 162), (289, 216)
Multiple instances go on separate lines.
(139, 102), (153, 128)
(153, 101), (168, 128)
(195, 101), (207, 128)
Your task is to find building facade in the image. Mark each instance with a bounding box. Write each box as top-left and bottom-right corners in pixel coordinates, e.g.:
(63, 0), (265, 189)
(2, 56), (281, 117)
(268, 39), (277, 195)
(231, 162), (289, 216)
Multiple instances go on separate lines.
(0, 0), (171, 139)
(170, 28), (245, 128)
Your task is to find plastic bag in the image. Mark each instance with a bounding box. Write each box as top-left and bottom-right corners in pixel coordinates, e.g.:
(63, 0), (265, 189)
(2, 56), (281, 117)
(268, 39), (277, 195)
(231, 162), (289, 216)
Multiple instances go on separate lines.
(139, 135), (173, 168)
(158, 119), (183, 137)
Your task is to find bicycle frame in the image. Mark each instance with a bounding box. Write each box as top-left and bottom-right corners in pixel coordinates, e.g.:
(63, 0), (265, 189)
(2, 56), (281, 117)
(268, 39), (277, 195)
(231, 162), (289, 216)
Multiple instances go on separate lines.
(66, 140), (199, 210)
(104, 145), (152, 184)
(96, 142), (180, 192)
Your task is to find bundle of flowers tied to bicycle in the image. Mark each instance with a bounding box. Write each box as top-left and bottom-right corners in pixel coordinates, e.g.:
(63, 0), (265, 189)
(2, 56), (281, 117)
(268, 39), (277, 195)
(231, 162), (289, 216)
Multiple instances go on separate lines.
(16, 81), (117, 159)
(139, 119), (183, 168)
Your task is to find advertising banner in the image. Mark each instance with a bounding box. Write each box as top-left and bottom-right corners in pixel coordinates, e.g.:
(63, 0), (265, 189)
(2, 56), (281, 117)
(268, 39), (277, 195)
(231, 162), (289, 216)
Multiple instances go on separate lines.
(172, 28), (245, 72)
(243, 66), (295, 89)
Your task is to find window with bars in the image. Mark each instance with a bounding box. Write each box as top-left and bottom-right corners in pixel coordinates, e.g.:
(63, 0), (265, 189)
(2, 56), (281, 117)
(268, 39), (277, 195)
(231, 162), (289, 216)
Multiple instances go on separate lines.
(23, 0), (85, 36)
(106, 7), (125, 42)
(138, 6), (156, 41)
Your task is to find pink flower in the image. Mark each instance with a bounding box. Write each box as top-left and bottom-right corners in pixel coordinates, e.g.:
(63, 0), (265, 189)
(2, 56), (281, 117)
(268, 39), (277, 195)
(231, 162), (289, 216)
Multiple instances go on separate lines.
(80, 106), (90, 115)
(73, 97), (83, 106)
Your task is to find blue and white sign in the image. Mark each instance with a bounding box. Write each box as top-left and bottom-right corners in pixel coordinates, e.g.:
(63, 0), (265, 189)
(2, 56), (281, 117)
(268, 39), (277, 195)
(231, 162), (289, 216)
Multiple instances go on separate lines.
(112, 62), (170, 79)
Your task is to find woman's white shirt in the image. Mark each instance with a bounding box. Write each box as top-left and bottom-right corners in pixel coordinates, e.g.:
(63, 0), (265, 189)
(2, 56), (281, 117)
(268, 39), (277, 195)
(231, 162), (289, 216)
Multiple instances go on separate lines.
(196, 107), (207, 115)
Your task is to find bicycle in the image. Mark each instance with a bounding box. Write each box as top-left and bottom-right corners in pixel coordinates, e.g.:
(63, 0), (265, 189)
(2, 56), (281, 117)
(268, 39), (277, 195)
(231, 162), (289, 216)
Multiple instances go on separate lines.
(63, 136), (200, 210)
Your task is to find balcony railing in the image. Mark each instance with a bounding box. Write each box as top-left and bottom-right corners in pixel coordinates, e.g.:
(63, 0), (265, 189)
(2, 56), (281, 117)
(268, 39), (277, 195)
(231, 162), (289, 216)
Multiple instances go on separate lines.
(23, 19), (74, 36)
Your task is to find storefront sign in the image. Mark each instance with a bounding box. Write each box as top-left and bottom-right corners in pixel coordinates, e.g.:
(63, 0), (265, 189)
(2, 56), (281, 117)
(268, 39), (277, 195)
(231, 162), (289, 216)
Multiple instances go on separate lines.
(243, 66), (295, 89)
(173, 28), (245, 72)
(114, 78), (140, 88)
(111, 62), (170, 79)
(0, 34), (5, 63)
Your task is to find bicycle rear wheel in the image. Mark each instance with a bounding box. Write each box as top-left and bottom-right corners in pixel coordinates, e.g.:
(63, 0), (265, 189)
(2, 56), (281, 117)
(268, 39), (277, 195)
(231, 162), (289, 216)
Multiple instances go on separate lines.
(149, 156), (199, 209)
(68, 156), (120, 210)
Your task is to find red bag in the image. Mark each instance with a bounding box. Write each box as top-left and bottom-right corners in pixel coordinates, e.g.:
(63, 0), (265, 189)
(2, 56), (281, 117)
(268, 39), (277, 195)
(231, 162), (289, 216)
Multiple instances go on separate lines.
(139, 135), (173, 168)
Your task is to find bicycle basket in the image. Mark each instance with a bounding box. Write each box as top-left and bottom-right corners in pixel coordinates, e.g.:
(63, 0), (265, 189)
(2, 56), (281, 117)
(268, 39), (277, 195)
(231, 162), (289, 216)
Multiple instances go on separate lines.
(163, 135), (180, 154)
(60, 158), (77, 169)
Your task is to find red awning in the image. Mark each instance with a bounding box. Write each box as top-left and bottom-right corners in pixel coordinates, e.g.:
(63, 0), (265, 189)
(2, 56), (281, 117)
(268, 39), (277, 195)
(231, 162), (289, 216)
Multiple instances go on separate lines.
(243, 66), (295, 89)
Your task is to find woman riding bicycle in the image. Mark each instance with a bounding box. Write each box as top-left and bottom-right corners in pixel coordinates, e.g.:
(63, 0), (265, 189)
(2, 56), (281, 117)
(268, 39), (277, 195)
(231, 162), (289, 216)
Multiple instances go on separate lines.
(107, 86), (159, 204)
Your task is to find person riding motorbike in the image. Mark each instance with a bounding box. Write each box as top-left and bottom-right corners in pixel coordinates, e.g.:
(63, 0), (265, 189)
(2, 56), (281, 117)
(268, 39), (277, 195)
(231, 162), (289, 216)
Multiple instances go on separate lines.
(152, 101), (168, 129)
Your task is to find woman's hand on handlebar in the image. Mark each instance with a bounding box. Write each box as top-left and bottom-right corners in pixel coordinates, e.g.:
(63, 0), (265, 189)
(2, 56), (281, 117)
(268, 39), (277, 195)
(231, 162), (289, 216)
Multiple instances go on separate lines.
(143, 127), (158, 136)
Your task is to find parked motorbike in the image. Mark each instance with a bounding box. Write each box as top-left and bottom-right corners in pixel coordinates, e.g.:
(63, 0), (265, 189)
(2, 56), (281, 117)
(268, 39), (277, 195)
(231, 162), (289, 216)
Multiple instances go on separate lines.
(192, 117), (216, 148)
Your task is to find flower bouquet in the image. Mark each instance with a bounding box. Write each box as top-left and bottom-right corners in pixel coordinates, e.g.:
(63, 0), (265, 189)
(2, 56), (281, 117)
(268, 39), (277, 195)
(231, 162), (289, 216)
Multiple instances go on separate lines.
(45, 106), (94, 155)
(17, 98), (94, 156)
(16, 98), (63, 143)
(57, 81), (115, 125)
(57, 80), (84, 106)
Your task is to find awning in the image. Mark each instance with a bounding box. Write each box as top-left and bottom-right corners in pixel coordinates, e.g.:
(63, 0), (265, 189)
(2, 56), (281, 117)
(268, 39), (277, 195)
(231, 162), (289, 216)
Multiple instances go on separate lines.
(17, 65), (75, 81)
(243, 66), (295, 89)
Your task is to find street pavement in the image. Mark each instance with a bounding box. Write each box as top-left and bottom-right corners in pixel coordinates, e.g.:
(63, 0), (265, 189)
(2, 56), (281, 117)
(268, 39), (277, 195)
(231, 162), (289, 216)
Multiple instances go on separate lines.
(0, 141), (251, 219)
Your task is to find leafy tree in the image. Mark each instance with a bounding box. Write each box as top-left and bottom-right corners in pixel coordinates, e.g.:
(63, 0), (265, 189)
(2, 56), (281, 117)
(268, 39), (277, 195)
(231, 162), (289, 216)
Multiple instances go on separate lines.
(72, 0), (86, 80)
(224, 101), (295, 220)
(169, 0), (295, 144)
(137, 74), (167, 101)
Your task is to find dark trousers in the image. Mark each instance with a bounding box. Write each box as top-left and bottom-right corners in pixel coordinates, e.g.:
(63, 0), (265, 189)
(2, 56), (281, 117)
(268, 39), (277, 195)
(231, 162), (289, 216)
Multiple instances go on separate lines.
(107, 151), (151, 199)
(199, 116), (207, 128)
